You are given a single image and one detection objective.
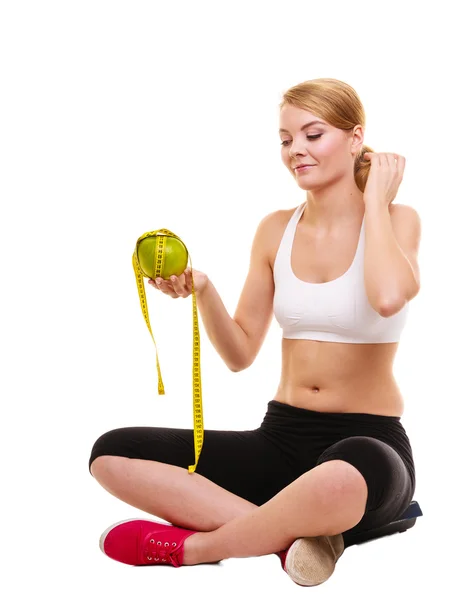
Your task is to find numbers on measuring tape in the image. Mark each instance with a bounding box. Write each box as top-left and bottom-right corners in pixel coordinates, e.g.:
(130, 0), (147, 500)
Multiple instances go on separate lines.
(132, 229), (204, 473)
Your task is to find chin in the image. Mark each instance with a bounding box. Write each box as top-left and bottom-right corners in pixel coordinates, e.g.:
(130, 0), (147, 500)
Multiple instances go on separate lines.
(290, 169), (318, 189)
(298, 184), (317, 192)
(293, 177), (317, 191)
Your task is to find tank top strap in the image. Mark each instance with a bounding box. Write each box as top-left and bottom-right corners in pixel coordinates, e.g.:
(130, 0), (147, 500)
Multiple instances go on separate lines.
(273, 202), (306, 279)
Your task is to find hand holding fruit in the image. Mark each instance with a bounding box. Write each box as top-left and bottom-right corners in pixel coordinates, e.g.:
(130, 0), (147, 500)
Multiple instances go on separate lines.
(148, 267), (210, 298)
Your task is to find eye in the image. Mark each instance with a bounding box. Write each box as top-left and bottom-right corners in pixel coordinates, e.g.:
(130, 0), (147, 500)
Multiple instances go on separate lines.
(280, 134), (322, 146)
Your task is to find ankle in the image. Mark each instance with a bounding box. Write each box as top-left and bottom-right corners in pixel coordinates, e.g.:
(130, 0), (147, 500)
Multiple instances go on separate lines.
(181, 532), (206, 565)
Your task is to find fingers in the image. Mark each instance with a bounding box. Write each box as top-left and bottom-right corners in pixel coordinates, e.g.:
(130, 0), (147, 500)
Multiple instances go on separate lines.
(147, 272), (191, 299)
(148, 277), (179, 298)
(184, 267), (192, 290)
(169, 274), (186, 296)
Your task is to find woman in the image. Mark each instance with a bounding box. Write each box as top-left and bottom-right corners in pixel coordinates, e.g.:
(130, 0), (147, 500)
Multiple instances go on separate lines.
(89, 78), (421, 587)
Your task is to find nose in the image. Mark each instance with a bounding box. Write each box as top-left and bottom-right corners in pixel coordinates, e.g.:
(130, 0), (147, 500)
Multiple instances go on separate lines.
(288, 140), (307, 158)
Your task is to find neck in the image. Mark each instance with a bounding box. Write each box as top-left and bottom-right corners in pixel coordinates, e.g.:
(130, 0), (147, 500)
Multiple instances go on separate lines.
(304, 181), (365, 232)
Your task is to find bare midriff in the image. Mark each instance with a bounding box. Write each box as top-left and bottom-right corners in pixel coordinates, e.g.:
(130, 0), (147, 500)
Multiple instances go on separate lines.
(273, 338), (404, 416)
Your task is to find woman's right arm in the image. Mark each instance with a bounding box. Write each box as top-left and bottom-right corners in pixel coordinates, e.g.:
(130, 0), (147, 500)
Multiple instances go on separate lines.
(149, 212), (277, 372)
(194, 279), (251, 372)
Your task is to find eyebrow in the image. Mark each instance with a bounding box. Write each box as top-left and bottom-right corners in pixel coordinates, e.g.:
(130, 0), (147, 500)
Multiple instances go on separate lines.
(279, 120), (326, 133)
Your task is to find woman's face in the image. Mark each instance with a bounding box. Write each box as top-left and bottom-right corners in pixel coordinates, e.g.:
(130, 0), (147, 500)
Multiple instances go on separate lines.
(279, 104), (361, 190)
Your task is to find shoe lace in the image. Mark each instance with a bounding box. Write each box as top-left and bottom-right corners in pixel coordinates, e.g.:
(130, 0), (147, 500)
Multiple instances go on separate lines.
(144, 537), (179, 564)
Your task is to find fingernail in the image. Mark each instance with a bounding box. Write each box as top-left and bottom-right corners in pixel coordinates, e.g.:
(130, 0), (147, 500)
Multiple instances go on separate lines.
(170, 276), (176, 281)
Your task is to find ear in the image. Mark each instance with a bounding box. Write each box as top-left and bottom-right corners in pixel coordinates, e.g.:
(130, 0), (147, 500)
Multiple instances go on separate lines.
(351, 125), (364, 157)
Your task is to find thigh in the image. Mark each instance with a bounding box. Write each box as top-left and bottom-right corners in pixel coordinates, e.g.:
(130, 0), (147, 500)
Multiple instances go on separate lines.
(315, 436), (415, 539)
(89, 425), (296, 506)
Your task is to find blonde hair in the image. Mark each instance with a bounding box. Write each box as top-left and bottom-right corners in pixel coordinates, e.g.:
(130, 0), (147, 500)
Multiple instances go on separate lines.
(280, 78), (374, 193)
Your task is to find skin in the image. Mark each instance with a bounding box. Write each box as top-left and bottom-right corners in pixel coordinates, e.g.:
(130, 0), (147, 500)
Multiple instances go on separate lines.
(92, 105), (410, 568)
(150, 104), (405, 416)
(273, 104), (404, 416)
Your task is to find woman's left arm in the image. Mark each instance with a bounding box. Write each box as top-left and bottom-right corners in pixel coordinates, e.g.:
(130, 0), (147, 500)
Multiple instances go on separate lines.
(364, 202), (421, 317)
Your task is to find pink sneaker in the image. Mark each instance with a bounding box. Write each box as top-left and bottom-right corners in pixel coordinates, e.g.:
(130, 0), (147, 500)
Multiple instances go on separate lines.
(276, 547), (289, 570)
(99, 519), (198, 567)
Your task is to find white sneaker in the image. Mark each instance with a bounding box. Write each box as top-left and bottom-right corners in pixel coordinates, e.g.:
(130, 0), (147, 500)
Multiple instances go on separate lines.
(283, 534), (345, 586)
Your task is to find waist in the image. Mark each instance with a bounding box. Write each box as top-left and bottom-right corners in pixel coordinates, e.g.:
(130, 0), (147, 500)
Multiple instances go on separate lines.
(264, 399), (402, 425)
(275, 338), (403, 416)
(260, 399), (416, 493)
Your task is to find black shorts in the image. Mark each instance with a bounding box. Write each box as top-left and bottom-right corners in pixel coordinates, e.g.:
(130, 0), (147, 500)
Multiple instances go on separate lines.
(88, 399), (416, 544)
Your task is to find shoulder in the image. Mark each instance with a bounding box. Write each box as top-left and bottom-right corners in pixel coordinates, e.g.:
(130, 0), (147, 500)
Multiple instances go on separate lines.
(254, 204), (301, 269)
(254, 204), (300, 236)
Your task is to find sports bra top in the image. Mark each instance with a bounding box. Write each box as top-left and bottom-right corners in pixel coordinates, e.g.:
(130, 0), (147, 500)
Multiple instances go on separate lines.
(272, 202), (409, 343)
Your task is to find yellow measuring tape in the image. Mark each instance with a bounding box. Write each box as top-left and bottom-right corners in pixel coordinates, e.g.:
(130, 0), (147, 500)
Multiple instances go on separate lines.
(132, 229), (204, 474)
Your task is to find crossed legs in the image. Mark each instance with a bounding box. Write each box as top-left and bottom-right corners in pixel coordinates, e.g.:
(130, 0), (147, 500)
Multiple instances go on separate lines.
(90, 455), (368, 566)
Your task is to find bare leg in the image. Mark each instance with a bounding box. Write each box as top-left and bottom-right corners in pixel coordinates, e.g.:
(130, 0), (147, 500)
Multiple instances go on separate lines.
(90, 456), (258, 531)
(182, 459), (368, 565)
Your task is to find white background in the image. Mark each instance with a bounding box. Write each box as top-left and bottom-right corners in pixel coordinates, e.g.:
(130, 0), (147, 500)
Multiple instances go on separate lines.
(1, 1), (448, 598)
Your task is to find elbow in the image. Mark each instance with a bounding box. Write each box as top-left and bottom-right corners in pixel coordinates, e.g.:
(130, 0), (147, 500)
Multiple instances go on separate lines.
(229, 361), (250, 373)
(377, 302), (404, 318)
(377, 289), (419, 318)
(228, 334), (256, 372)
(228, 356), (253, 372)
(373, 296), (407, 318)
(371, 282), (420, 318)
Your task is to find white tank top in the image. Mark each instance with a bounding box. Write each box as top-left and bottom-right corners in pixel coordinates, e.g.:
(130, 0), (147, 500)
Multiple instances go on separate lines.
(273, 202), (409, 343)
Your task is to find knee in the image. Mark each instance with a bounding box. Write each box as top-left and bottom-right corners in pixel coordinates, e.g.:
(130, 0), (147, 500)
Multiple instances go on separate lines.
(313, 459), (369, 508)
(90, 455), (123, 479)
(305, 460), (369, 534)
(89, 428), (130, 478)
(316, 436), (408, 516)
